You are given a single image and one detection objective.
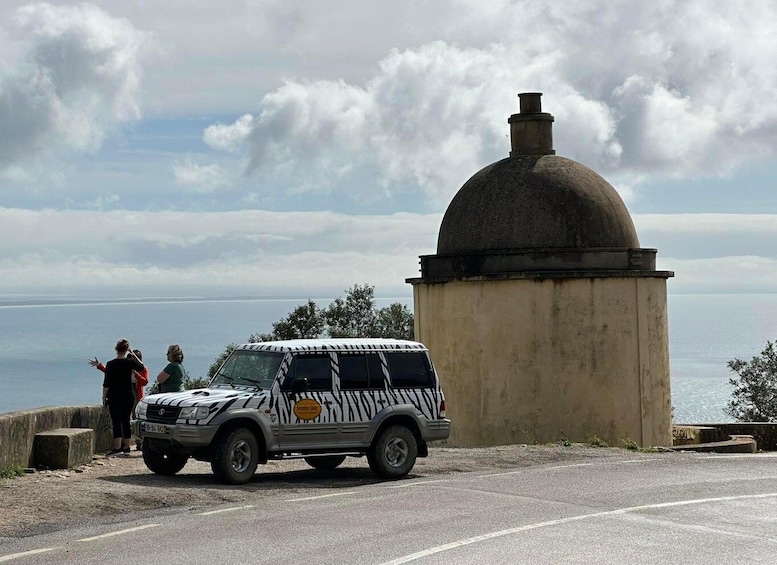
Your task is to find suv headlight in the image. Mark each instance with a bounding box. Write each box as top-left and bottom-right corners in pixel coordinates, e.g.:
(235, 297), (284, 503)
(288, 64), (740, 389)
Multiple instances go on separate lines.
(135, 401), (147, 418)
(179, 406), (210, 419)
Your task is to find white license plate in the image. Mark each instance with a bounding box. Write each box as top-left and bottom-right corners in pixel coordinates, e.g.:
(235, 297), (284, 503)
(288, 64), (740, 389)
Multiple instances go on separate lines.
(141, 422), (168, 434)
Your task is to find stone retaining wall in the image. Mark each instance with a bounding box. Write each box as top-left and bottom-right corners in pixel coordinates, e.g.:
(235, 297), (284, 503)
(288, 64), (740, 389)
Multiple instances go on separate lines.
(692, 422), (777, 452)
(0, 406), (113, 468)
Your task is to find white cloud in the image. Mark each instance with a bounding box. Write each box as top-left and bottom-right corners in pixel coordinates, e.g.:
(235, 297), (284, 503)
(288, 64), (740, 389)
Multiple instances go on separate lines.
(173, 158), (227, 191)
(0, 207), (440, 295)
(661, 256), (777, 295)
(1, 0), (773, 214)
(0, 252), (421, 298)
(0, 208), (775, 296)
(200, 0), (777, 205)
(0, 2), (147, 175)
(203, 114), (255, 152)
(205, 43), (528, 203)
(635, 214), (777, 234)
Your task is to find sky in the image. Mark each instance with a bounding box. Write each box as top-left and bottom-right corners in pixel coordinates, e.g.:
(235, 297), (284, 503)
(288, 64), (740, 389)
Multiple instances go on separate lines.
(1, 0), (777, 300)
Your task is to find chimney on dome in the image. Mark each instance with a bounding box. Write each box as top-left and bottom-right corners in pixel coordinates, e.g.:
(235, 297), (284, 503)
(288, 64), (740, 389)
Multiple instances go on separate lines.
(508, 92), (555, 156)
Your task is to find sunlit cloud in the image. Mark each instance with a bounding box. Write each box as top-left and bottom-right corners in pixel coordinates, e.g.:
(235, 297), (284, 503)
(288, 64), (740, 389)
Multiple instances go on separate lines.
(0, 3), (148, 176)
(173, 158), (228, 191)
(202, 1), (777, 205)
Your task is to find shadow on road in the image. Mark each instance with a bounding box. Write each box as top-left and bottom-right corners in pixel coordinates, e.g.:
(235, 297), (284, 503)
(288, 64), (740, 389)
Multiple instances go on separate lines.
(97, 464), (422, 492)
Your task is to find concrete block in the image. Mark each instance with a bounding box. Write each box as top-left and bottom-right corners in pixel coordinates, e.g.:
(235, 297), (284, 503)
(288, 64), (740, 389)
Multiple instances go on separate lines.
(34, 428), (94, 469)
(672, 425), (719, 446)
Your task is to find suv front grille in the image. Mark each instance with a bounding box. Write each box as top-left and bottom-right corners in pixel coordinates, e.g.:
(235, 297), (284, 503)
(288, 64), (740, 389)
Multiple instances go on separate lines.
(146, 405), (181, 424)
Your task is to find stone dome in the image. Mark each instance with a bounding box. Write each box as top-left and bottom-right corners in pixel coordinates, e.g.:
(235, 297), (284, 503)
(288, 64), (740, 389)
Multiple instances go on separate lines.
(437, 93), (639, 256)
(437, 154), (640, 255)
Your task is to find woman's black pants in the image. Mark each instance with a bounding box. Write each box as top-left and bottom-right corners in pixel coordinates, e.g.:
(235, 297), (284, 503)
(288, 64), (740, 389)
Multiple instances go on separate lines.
(108, 398), (133, 439)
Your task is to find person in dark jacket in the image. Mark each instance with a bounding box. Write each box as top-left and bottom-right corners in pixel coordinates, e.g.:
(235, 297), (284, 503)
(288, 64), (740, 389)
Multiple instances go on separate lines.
(102, 338), (145, 456)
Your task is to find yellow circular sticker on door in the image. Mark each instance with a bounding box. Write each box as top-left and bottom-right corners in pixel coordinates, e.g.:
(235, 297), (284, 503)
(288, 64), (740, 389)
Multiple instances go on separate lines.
(293, 398), (322, 420)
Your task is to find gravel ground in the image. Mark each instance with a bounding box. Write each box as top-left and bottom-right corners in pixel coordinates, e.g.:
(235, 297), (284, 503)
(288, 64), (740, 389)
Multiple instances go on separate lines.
(0, 444), (665, 539)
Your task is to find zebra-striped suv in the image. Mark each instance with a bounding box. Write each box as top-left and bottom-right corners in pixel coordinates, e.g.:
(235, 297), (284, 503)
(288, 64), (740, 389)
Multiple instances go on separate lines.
(134, 338), (451, 484)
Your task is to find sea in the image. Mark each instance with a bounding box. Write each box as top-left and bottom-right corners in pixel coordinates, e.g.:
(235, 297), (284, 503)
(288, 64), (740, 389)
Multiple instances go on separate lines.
(2, 293), (776, 424)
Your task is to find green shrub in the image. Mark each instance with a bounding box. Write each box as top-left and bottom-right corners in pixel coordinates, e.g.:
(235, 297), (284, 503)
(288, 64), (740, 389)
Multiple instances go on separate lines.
(0, 463), (24, 479)
(622, 437), (640, 451)
(620, 437), (659, 453)
(587, 435), (609, 448)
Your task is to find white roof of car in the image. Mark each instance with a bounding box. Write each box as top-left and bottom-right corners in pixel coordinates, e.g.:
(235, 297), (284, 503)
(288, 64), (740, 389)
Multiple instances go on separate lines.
(236, 338), (426, 353)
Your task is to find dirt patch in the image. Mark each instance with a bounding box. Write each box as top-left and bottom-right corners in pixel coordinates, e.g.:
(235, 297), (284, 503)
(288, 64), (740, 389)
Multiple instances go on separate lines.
(0, 444), (663, 539)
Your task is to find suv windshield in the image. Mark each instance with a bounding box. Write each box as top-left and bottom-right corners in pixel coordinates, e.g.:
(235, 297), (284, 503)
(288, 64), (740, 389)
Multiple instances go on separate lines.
(211, 349), (283, 390)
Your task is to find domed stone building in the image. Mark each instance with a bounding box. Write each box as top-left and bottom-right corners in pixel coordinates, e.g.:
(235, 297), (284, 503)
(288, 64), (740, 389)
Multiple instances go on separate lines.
(407, 93), (673, 448)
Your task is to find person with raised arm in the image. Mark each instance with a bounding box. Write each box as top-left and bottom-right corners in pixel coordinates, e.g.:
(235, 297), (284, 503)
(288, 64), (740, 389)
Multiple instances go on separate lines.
(97, 339), (145, 456)
(89, 349), (149, 416)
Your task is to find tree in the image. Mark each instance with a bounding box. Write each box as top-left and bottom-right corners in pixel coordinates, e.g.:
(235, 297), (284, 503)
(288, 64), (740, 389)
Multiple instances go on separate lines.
(324, 284), (378, 337)
(726, 340), (777, 422)
(206, 284), (414, 378)
(373, 302), (415, 340)
(207, 344), (236, 379)
(249, 299), (324, 342)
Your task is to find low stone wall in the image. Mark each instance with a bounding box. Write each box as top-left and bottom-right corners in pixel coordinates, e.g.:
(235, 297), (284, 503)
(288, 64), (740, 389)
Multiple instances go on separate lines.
(697, 423), (777, 452)
(0, 406), (113, 469)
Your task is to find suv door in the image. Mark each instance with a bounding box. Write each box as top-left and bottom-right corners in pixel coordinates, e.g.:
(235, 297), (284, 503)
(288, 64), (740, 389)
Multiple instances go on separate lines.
(336, 351), (387, 445)
(277, 353), (339, 449)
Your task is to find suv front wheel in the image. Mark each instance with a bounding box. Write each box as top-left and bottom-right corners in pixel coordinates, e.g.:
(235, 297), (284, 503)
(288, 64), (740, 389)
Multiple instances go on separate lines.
(211, 427), (259, 484)
(367, 425), (417, 479)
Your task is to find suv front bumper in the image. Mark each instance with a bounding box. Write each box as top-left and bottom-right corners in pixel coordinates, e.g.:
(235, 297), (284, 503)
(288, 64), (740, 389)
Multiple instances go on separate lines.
(133, 419), (219, 447)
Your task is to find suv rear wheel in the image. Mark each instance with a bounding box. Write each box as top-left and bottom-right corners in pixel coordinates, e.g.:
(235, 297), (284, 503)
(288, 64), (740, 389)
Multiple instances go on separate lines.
(142, 439), (188, 475)
(367, 425), (417, 479)
(210, 427), (259, 485)
(304, 455), (347, 470)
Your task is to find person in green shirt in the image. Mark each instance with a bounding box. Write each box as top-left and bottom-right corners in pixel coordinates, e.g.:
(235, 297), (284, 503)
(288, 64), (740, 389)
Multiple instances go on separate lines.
(156, 343), (185, 392)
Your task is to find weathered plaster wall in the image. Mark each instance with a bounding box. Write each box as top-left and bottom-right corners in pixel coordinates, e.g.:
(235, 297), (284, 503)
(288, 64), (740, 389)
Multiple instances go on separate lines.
(413, 276), (671, 448)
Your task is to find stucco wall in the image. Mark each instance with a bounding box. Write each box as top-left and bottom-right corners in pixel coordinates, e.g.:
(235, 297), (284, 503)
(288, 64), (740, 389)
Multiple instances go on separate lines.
(0, 406), (113, 468)
(413, 276), (671, 448)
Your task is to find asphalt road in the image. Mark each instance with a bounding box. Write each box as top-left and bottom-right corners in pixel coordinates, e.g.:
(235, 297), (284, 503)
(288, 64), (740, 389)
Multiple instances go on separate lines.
(3, 452), (777, 564)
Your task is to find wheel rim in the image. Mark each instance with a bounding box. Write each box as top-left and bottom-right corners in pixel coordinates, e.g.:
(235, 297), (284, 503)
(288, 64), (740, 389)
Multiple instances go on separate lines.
(230, 440), (251, 473)
(385, 437), (409, 468)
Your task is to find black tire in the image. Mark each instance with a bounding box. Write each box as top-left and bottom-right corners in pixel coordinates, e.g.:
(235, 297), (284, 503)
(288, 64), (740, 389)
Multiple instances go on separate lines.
(142, 439), (188, 476)
(304, 455), (347, 470)
(367, 425), (417, 479)
(210, 427), (259, 485)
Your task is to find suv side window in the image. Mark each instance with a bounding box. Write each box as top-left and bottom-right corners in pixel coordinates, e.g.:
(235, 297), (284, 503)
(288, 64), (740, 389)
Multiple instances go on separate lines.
(339, 353), (385, 390)
(281, 354), (332, 392)
(385, 352), (433, 388)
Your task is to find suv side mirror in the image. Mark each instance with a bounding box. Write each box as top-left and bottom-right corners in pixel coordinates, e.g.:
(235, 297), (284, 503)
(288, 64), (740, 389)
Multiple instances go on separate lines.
(291, 377), (308, 395)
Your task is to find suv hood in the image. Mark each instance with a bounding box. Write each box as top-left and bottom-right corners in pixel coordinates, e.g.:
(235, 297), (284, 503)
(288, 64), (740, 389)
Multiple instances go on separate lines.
(145, 387), (265, 408)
